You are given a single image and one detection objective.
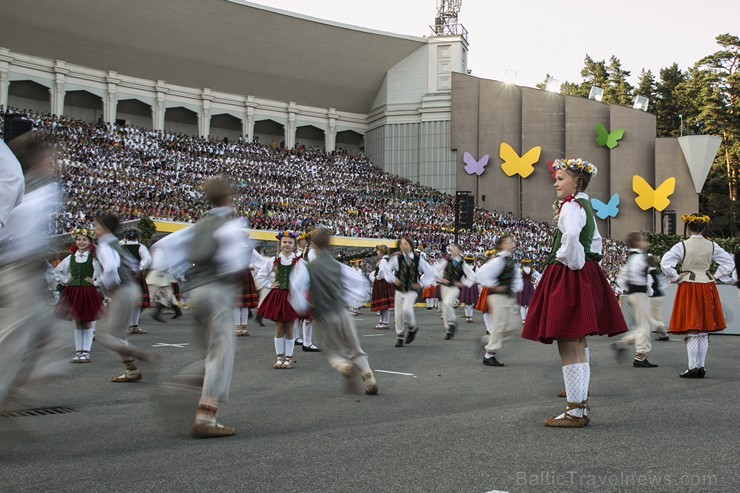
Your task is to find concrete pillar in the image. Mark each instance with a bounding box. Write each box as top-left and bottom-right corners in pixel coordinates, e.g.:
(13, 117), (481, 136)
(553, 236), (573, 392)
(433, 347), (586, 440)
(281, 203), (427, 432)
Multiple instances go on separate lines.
(104, 84), (117, 123)
(199, 103), (211, 138)
(325, 108), (338, 152)
(0, 68), (8, 109)
(286, 101), (297, 149)
(154, 85), (167, 131)
(50, 75), (65, 116)
(244, 99), (255, 142)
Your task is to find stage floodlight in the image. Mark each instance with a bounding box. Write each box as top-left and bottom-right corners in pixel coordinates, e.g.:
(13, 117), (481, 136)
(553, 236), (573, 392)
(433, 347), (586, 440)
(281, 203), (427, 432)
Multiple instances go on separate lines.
(545, 77), (561, 93)
(588, 86), (604, 102)
(633, 95), (649, 112)
(503, 69), (517, 84)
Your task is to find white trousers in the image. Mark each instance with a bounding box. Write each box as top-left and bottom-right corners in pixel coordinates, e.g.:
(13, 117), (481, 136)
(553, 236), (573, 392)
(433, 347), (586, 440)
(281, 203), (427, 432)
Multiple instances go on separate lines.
(394, 290), (418, 336)
(440, 285), (460, 328)
(485, 294), (522, 353)
(621, 292), (652, 355)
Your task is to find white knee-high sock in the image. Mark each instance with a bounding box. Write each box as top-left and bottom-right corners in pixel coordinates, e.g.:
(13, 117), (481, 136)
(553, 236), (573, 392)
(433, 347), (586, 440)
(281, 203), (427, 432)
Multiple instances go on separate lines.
(559, 364), (584, 418)
(91, 321), (96, 334)
(233, 308), (241, 325)
(521, 306), (527, 321)
(381, 310), (390, 324)
(584, 347), (590, 363)
(581, 364), (590, 414)
(284, 337), (296, 357)
(697, 334), (709, 368)
(82, 329), (94, 352)
(274, 337), (285, 356)
(241, 308), (249, 326)
(686, 335), (699, 369)
(483, 312), (492, 334)
(74, 328), (84, 352)
(131, 307), (141, 326)
(302, 320), (313, 347)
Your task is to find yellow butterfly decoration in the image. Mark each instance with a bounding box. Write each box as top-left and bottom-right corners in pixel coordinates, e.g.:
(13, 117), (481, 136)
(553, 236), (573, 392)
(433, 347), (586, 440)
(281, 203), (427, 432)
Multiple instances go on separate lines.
(499, 143), (541, 178)
(632, 175), (676, 212)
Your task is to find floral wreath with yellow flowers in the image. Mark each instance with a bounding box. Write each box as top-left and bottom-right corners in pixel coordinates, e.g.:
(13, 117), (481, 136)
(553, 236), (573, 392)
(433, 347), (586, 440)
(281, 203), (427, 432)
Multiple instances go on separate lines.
(484, 249), (497, 257)
(276, 231), (299, 240)
(71, 227), (94, 240)
(551, 158), (598, 177)
(681, 214), (710, 224)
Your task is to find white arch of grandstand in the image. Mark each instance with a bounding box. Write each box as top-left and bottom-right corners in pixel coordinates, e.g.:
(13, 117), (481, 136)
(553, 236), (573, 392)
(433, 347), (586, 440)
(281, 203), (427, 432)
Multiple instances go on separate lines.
(0, 48), (366, 152)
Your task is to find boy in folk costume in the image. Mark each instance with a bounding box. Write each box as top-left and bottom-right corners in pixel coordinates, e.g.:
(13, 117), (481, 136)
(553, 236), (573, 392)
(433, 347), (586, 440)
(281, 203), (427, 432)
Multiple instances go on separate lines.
(120, 229), (152, 334)
(517, 259), (541, 321)
(382, 237), (435, 347)
(660, 214), (735, 379)
(232, 240), (264, 337)
(54, 228), (104, 363)
(289, 229), (378, 395)
(477, 235), (523, 367)
(522, 159), (627, 428)
(93, 213), (153, 383)
(256, 231), (302, 368)
(646, 255), (670, 342)
(475, 250), (496, 335)
(612, 232), (659, 368)
(369, 245), (394, 330)
(434, 243), (476, 340)
(146, 246), (183, 324)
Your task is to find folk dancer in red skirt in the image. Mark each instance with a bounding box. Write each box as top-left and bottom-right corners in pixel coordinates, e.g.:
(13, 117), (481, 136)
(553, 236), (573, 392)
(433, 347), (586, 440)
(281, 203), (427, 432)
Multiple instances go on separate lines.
(256, 231), (302, 368)
(660, 214), (735, 378)
(233, 244), (265, 336)
(475, 250), (496, 335)
(433, 243), (476, 340)
(296, 232), (321, 351)
(457, 256), (479, 323)
(382, 237), (435, 348)
(517, 259), (541, 322)
(120, 229), (151, 334)
(370, 245), (394, 330)
(522, 158), (627, 428)
(54, 228), (104, 363)
(478, 235), (523, 367)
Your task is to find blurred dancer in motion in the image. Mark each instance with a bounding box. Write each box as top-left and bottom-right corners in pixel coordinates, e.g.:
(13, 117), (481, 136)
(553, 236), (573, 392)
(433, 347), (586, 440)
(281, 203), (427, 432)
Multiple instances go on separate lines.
(0, 133), (69, 410)
(289, 229), (378, 395)
(156, 177), (252, 437)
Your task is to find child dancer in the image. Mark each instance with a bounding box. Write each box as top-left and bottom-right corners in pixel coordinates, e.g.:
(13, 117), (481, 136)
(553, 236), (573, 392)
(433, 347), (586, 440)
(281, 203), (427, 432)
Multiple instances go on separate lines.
(647, 255), (670, 342)
(256, 231), (301, 369)
(370, 245), (394, 330)
(477, 235), (523, 366)
(522, 159), (627, 428)
(234, 253), (260, 336)
(459, 256), (479, 323)
(475, 250), (496, 335)
(54, 228), (104, 363)
(121, 229), (151, 334)
(612, 232), (658, 368)
(289, 229), (378, 394)
(382, 237), (435, 347)
(660, 214), (735, 378)
(517, 259), (541, 321)
(434, 243), (476, 340)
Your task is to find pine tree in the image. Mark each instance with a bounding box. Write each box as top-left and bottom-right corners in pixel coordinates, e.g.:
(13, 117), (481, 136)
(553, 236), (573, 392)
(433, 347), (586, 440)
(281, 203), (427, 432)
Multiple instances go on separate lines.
(635, 69), (657, 109)
(654, 63), (687, 137)
(603, 56), (633, 106)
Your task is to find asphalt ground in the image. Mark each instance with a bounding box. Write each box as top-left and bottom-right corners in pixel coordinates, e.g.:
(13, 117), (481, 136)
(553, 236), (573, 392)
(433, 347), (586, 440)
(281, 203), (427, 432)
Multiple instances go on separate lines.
(1, 307), (739, 493)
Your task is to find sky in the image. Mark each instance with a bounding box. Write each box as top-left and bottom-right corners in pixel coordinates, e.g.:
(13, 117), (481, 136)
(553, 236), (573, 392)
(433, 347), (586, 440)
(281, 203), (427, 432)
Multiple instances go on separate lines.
(250, 0), (739, 89)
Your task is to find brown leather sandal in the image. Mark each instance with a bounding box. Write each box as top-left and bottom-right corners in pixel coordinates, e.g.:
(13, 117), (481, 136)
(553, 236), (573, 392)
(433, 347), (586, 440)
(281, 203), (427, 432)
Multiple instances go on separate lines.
(544, 401), (589, 428)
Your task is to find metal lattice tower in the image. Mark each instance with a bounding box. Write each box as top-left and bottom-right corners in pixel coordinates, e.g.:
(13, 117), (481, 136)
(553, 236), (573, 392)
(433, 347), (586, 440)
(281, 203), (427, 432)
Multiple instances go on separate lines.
(432, 1), (467, 40)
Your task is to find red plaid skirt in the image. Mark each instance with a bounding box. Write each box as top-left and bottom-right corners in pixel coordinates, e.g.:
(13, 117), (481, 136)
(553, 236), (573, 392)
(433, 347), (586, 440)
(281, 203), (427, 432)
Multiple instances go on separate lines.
(522, 261), (627, 344)
(54, 285), (105, 322)
(257, 288), (299, 323)
(235, 270), (259, 308)
(371, 279), (395, 311)
(668, 282), (726, 333)
(136, 273), (150, 308)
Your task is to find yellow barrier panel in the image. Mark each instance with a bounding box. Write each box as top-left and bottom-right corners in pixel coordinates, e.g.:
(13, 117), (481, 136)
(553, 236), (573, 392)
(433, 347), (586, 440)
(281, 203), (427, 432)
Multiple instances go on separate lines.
(152, 221), (398, 248)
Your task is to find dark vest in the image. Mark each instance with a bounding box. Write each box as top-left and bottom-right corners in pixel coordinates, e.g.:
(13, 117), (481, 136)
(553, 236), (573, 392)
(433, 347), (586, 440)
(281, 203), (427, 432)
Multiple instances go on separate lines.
(649, 270), (663, 297)
(275, 258), (297, 290)
(123, 243), (141, 261)
(443, 257), (464, 284)
(625, 250), (648, 294)
(397, 253), (420, 293)
(107, 240), (136, 285)
(306, 252), (343, 319)
(189, 213), (229, 288)
(497, 255), (516, 294)
(547, 198), (602, 264)
(68, 253), (94, 287)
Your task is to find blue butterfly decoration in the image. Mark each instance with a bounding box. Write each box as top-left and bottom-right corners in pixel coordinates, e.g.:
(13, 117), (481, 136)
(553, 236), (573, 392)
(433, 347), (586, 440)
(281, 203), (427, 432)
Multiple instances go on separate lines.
(591, 193), (620, 220)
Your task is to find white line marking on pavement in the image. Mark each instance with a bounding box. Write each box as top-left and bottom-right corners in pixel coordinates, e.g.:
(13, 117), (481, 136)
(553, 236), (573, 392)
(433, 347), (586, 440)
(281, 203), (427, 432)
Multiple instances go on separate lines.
(484, 490), (508, 493)
(375, 369), (417, 378)
(152, 342), (189, 348)
(362, 334), (385, 337)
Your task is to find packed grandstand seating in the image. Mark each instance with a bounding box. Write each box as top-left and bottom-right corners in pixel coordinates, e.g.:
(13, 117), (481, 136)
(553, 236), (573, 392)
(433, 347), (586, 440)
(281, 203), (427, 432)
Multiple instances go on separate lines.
(1, 106), (627, 282)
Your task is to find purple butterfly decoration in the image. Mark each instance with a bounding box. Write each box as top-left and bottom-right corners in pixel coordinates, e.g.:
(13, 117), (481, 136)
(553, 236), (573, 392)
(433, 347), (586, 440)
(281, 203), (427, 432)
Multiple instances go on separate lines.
(463, 152), (489, 176)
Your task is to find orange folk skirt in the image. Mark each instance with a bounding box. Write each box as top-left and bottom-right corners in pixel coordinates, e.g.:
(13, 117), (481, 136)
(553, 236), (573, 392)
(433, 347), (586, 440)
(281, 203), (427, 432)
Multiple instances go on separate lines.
(475, 287), (490, 313)
(668, 282), (726, 334)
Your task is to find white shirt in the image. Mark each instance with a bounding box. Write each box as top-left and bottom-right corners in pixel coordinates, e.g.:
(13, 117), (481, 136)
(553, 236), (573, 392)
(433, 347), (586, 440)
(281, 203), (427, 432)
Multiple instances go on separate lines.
(556, 192), (603, 270)
(624, 249), (649, 287)
(256, 251), (296, 289)
(383, 253), (436, 289)
(54, 250), (102, 284)
(96, 233), (137, 291)
(433, 256), (476, 288)
(289, 258), (370, 315)
(121, 240), (152, 271)
(0, 140), (24, 228)
(476, 251), (524, 293)
(660, 235), (735, 283)
(0, 182), (57, 264)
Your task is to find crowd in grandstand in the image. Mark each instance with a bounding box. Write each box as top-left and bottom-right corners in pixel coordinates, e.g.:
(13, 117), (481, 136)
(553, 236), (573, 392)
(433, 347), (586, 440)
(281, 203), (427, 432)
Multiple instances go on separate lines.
(1, 106), (627, 280)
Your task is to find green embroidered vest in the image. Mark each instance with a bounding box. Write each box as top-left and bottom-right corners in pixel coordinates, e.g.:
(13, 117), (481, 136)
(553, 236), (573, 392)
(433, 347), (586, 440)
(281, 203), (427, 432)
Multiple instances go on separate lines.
(69, 254), (94, 287)
(276, 260), (296, 290)
(546, 198), (603, 264)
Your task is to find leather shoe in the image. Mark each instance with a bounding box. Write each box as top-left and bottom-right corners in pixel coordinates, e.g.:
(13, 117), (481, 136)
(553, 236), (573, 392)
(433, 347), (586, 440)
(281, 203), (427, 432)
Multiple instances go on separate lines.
(190, 421), (235, 438)
(482, 356), (504, 367)
(444, 332), (453, 340)
(679, 368), (701, 378)
(633, 359), (658, 368)
(302, 344), (321, 352)
(111, 370), (142, 382)
(404, 327), (418, 345)
(655, 335), (670, 341)
(394, 338), (403, 348)
(698, 367), (706, 378)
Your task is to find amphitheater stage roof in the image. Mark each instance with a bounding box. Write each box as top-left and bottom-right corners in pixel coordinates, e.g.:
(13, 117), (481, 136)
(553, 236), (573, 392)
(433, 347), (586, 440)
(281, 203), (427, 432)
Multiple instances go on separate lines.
(0, 0), (426, 113)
